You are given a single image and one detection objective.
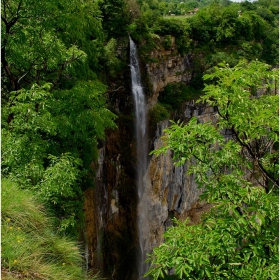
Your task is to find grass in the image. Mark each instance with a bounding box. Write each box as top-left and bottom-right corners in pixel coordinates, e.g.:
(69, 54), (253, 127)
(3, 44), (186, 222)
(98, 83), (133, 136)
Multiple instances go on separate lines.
(1, 179), (100, 280)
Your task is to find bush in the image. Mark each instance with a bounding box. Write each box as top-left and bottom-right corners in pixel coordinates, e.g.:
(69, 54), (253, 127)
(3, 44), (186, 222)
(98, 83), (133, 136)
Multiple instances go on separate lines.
(104, 38), (123, 77)
(147, 60), (279, 280)
(2, 83), (116, 235)
(159, 83), (202, 110)
(207, 51), (239, 68)
(162, 35), (172, 50)
(149, 103), (171, 124)
(152, 18), (191, 55)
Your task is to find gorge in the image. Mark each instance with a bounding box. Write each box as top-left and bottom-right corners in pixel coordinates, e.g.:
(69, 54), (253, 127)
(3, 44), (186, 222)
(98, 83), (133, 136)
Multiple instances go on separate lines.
(129, 36), (149, 278)
(84, 37), (213, 279)
(2, 1), (278, 279)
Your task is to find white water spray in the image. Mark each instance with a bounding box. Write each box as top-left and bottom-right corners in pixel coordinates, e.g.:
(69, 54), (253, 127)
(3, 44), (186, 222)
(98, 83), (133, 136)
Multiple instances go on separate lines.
(129, 37), (149, 279)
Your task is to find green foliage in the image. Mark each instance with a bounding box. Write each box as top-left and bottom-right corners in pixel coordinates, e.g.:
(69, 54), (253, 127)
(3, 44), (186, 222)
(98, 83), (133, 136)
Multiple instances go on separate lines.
(237, 42), (263, 61)
(206, 51), (239, 68)
(37, 153), (83, 232)
(159, 83), (202, 110)
(99, 0), (130, 38)
(147, 60), (279, 279)
(131, 0), (278, 64)
(141, 0), (230, 17)
(2, 83), (117, 234)
(187, 3), (222, 43)
(152, 18), (190, 54)
(149, 103), (171, 124)
(153, 18), (189, 36)
(146, 188), (278, 279)
(186, 1), (278, 63)
(103, 38), (124, 77)
(215, 6), (240, 43)
(2, 179), (99, 280)
(140, 1), (162, 28)
(1, 0), (104, 93)
(162, 35), (172, 50)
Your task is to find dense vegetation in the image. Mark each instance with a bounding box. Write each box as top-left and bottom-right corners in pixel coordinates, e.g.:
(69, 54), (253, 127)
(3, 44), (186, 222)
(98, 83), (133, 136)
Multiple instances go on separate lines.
(1, 0), (116, 235)
(1, 0), (116, 278)
(128, 0), (278, 66)
(130, 0), (278, 111)
(148, 60), (279, 279)
(1, 0), (279, 278)
(2, 179), (99, 280)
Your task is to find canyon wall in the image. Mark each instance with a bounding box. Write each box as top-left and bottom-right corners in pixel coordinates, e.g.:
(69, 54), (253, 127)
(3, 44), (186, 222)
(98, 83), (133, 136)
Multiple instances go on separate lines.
(144, 37), (195, 109)
(83, 37), (212, 279)
(140, 102), (217, 255)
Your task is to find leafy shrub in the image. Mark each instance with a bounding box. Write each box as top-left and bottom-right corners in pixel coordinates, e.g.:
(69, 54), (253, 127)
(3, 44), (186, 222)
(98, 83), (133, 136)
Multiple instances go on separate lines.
(2, 83), (116, 234)
(149, 103), (171, 124)
(104, 38), (123, 77)
(152, 18), (191, 55)
(153, 18), (190, 36)
(159, 83), (202, 110)
(237, 42), (263, 60)
(162, 35), (172, 50)
(207, 51), (239, 68)
(147, 60), (279, 280)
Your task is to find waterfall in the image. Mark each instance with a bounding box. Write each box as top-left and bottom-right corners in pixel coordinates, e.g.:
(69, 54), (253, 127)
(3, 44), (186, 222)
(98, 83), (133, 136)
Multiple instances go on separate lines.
(129, 37), (149, 279)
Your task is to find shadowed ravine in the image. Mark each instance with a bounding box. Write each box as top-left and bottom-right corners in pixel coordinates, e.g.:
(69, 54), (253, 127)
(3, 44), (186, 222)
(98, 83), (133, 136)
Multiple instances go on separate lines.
(129, 37), (149, 279)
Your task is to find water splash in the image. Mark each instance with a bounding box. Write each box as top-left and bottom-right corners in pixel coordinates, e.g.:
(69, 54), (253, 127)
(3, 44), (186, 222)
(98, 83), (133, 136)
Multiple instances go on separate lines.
(129, 36), (149, 279)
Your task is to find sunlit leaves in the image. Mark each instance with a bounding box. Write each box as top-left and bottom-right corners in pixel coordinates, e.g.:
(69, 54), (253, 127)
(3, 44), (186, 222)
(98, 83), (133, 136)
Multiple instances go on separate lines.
(2, 83), (116, 233)
(146, 187), (278, 279)
(147, 61), (279, 279)
(1, 0), (116, 236)
(1, 0), (103, 91)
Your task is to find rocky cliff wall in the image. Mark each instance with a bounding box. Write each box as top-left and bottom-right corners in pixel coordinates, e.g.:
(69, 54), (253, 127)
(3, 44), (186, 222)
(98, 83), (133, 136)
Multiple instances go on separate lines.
(144, 36), (195, 109)
(141, 102), (217, 256)
(83, 39), (212, 279)
(84, 38), (140, 279)
(84, 117), (139, 280)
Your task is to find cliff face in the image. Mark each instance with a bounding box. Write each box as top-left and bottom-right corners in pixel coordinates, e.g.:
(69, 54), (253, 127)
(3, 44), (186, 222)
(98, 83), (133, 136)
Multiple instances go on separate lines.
(83, 39), (212, 279)
(139, 40), (215, 254)
(84, 38), (139, 279)
(144, 36), (195, 109)
(140, 102), (217, 255)
(84, 87), (139, 279)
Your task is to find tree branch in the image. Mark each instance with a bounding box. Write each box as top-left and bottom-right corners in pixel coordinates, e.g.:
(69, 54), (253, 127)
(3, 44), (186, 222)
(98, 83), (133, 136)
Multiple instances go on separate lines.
(107, 86), (125, 92)
(231, 127), (278, 189)
(50, 53), (85, 92)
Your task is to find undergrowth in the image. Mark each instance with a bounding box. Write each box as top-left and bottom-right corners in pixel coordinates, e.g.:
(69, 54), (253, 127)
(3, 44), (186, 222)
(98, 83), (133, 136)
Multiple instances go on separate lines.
(149, 103), (171, 125)
(1, 179), (100, 280)
(159, 82), (203, 111)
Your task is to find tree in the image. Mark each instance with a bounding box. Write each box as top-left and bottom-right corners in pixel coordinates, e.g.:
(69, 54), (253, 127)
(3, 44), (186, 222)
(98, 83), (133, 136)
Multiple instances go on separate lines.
(1, 0), (103, 94)
(1, 0), (117, 235)
(99, 0), (130, 38)
(2, 82), (117, 234)
(146, 60), (279, 279)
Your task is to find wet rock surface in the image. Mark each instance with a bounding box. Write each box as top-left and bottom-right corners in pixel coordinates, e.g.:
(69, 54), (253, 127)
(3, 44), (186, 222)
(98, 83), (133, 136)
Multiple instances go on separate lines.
(84, 39), (213, 279)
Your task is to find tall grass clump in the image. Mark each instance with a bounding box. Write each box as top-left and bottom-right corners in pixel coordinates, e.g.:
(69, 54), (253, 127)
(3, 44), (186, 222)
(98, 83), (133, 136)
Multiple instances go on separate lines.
(1, 179), (99, 280)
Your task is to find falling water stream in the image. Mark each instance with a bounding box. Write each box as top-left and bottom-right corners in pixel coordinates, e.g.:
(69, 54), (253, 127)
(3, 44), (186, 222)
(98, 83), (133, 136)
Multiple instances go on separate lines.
(129, 37), (149, 279)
